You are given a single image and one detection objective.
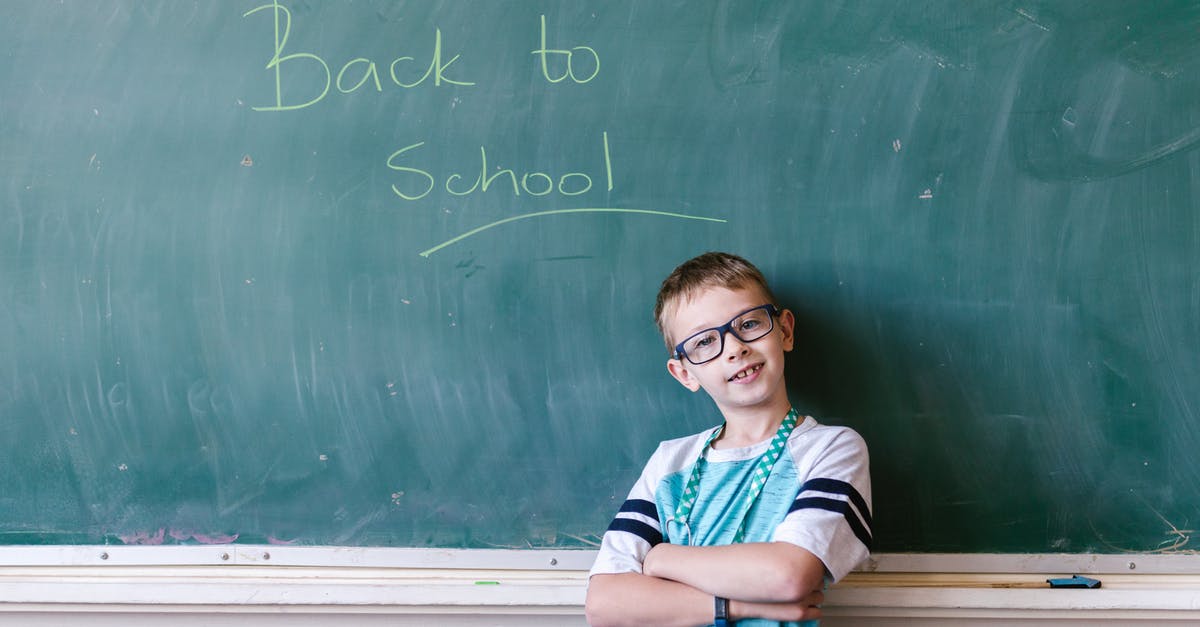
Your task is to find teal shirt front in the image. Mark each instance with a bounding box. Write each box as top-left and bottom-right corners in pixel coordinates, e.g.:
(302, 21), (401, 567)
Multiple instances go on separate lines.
(658, 446), (819, 627)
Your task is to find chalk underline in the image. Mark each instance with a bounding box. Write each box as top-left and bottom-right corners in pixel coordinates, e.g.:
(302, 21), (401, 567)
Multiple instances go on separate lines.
(418, 208), (727, 257)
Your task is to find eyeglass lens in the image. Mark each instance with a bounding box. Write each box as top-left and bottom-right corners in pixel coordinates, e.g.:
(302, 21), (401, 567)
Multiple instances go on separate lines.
(681, 307), (774, 364)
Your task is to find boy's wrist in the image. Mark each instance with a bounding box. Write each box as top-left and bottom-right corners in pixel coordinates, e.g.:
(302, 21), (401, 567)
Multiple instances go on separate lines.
(714, 596), (731, 626)
(725, 598), (743, 622)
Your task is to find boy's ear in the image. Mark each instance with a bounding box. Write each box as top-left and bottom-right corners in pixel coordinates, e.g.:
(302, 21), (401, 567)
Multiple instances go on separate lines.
(779, 308), (796, 352)
(666, 358), (702, 392)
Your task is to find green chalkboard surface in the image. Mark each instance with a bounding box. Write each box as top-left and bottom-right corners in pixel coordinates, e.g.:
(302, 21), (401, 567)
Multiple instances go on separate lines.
(3, 1), (1199, 553)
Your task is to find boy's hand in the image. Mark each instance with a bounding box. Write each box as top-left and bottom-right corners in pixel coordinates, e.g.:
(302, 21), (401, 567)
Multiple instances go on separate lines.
(731, 589), (824, 623)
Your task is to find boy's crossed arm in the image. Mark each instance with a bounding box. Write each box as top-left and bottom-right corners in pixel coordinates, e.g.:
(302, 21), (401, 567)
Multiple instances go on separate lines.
(645, 540), (826, 603)
(585, 541), (825, 626)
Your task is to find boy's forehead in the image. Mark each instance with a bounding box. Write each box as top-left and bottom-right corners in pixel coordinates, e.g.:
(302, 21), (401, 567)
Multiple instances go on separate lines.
(665, 283), (772, 331)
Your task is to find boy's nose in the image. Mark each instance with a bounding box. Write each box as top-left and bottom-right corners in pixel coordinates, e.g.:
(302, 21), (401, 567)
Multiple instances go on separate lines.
(722, 331), (750, 358)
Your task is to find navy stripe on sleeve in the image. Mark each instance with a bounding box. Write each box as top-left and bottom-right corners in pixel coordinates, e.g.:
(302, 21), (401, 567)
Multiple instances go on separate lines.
(617, 498), (659, 520)
(607, 517), (663, 547)
(798, 478), (873, 529)
(789, 496), (873, 550)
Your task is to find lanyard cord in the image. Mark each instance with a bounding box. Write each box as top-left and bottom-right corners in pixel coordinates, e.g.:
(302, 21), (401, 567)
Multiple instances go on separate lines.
(670, 408), (800, 544)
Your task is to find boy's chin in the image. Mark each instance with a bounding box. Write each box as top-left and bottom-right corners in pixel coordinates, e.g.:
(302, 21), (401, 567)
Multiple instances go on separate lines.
(714, 390), (783, 412)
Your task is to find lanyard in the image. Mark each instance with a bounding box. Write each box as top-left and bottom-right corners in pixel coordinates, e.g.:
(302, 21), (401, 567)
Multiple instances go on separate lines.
(670, 408), (799, 544)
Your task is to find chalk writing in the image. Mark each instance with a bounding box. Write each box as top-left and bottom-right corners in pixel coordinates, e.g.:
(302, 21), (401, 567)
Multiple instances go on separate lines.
(387, 132), (613, 201)
(244, 0), (474, 111)
(532, 14), (600, 84)
(419, 209), (727, 258)
(244, 3), (725, 256)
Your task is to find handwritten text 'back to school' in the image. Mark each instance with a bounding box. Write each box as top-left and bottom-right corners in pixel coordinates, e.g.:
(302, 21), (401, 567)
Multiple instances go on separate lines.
(244, 1), (614, 202)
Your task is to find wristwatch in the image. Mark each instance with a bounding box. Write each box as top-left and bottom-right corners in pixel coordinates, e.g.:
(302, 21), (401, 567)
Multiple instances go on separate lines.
(714, 596), (730, 626)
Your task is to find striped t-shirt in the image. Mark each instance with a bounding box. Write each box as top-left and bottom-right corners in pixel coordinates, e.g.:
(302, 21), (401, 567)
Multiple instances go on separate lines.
(589, 416), (872, 627)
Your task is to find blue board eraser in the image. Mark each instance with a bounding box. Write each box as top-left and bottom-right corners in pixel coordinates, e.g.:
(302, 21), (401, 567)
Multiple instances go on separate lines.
(1046, 575), (1101, 588)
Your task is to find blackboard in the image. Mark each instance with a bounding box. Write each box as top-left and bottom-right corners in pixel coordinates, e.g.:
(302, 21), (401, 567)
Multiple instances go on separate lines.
(2, 0), (1199, 553)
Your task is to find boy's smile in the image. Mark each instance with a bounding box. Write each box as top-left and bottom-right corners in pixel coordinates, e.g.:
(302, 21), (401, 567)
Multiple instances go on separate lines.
(664, 285), (795, 429)
(729, 363), (763, 382)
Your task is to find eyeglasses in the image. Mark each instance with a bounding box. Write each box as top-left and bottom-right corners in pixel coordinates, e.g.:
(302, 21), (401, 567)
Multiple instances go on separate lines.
(672, 304), (779, 365)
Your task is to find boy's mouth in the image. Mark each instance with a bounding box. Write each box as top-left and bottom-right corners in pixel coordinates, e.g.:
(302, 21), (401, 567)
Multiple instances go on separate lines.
(728, 363), (763, 382)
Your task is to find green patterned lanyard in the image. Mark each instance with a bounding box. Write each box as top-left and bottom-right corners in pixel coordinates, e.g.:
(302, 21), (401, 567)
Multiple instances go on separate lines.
(671, 408), (800, 544)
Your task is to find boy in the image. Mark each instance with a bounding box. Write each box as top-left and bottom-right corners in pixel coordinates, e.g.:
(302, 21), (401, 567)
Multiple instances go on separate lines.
(585, 252), (872, 627)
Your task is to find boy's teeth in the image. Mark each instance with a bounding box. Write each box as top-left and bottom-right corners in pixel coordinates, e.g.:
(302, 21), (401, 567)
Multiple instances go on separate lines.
(734, 365), (760, 379)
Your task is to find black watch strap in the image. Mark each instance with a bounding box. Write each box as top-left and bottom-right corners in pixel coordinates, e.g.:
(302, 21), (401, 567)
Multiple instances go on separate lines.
(714, 596), (730, 626)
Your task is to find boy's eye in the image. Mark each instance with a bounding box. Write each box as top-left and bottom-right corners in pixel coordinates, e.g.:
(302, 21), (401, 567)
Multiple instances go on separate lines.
(686, 331), (720, 355)
(738, 319), (761, 332)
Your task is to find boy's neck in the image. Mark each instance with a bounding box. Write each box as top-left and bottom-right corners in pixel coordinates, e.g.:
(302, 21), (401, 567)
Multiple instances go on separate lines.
(712, 402), (794, 449)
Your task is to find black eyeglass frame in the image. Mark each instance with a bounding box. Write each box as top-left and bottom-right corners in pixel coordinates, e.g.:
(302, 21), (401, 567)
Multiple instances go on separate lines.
(671, 304), (780, 365)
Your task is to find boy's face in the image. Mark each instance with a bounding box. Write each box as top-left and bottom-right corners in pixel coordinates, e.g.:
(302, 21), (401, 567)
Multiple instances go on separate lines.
(663, 284), (794, 420)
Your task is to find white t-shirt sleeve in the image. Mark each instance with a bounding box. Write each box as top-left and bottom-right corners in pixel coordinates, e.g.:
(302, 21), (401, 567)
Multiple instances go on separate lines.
(772, 427), (872, 583)
(588, 445), (667, 578)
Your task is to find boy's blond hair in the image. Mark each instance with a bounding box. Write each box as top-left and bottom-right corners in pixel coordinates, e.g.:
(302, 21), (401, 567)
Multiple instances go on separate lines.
(653, 252), (778, 350)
